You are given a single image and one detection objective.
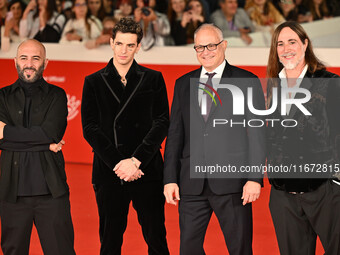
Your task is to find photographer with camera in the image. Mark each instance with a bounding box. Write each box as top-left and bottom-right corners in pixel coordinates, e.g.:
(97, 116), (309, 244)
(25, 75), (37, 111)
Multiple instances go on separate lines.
(134, 0), (170, 50)
(169, 0), (206, 45)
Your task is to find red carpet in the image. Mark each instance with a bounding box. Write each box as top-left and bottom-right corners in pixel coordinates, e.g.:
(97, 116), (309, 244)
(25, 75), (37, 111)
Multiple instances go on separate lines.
(0, 163), (325, 254)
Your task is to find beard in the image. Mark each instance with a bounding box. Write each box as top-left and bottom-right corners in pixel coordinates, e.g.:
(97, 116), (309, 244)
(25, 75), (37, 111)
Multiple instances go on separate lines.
(16, 62), (45, 83)
(280, 51), (305, 70)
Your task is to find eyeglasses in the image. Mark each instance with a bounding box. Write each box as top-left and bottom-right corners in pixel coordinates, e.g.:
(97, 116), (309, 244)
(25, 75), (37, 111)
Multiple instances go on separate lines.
(194, 40), (223, 53)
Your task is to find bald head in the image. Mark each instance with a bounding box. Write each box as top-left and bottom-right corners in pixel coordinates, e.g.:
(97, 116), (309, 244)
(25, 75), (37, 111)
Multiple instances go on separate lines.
(194, 24), (224, 42)
(17, 39), (46, 60)
(193, 23), (227, 72)
(15, 39), (48, 83)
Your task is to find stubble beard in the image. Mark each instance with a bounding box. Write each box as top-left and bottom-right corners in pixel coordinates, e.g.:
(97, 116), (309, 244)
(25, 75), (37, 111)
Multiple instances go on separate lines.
(280, 51), (305, 70)
(16, 63), (45, 83)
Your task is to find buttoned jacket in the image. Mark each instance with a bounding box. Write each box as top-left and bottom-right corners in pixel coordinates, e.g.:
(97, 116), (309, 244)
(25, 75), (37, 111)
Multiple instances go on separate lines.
(0, 79), (68, 202)
(81, 59), (169, 185)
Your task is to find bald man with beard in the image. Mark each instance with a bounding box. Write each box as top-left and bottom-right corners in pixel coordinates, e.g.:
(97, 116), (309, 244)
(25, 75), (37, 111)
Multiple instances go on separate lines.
(0, 39), (75, 255)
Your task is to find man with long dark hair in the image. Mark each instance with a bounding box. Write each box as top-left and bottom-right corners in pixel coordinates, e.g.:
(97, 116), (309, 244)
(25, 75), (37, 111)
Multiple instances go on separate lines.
(266, 21), (340, 255)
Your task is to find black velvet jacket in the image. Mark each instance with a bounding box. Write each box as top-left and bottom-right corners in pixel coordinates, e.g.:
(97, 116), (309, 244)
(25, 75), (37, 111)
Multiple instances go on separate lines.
(267, 69), (340, 192)
(81, 59), (169, 185)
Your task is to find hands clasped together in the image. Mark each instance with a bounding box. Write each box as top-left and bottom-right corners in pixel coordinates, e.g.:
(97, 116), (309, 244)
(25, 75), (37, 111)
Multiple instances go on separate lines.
(114, 157), (144, 182)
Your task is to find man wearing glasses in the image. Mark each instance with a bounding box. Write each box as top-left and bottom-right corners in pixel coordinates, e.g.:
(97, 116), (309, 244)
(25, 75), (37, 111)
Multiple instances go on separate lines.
(163, 23), (266, 255)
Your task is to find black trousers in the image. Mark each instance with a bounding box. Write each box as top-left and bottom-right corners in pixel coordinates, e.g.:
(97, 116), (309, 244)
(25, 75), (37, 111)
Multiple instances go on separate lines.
(0, 194), (75, 255)
(269, 180), (340, 255)
(179, 182), (253, 255)
(94, 181), (169, 255)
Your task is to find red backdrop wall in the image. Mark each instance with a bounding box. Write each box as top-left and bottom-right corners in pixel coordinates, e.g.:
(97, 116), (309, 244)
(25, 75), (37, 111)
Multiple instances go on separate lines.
(1, 59), (339, 164)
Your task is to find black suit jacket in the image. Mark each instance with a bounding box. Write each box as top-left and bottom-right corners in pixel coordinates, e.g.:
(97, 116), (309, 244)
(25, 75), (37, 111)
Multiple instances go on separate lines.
(81, 59), (169, 185)
(163, 61), (266, 195)
(267, 69), (340, 192)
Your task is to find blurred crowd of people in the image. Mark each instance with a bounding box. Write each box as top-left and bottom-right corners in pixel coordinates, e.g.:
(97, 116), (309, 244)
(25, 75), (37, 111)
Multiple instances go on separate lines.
(1, 0), (340, 51)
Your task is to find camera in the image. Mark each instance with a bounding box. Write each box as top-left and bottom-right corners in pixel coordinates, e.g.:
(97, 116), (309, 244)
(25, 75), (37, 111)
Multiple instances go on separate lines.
(141, 7), (151, 16)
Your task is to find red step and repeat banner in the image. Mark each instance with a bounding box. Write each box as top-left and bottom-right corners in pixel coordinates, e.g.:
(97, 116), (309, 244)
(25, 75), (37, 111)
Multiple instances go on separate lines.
(0, 59), (199, 163)
(1, 58), (339, 164)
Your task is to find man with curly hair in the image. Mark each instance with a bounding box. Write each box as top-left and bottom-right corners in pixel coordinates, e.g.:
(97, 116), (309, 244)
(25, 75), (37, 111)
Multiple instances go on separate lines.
(81, 18), (170, 255)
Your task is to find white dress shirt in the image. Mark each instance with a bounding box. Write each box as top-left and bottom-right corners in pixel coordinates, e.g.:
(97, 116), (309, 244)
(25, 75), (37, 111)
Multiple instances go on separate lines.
(279, 65), (308, 115)
(198, 60), (226, 106)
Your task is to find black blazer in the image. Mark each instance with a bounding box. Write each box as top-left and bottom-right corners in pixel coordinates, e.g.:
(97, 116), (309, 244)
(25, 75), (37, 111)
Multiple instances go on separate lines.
(81, 59), (169, 185)
(267, 69), (340, 192)
(163, 61), (266, 196)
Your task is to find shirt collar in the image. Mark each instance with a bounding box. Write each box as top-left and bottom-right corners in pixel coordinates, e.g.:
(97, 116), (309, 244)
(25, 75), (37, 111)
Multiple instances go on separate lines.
(111, 58), (137, 81)
(10, 78), (48, 94)
(279, 65), (308, 79)
(279, 65), (308, 91)
(200, 60), (226, 79)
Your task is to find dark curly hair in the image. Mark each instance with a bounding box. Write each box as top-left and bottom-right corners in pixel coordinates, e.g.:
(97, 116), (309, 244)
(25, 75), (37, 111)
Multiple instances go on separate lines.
(112, 17), (143, 44)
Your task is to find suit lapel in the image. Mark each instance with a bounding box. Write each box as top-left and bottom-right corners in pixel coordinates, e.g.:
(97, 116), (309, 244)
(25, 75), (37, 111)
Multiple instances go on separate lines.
(101, 63), (121, 103)
(287, 72), (314, 120)
(207, 61), (231, 122)
(116, 67), (145, 120)
(282, 71), (314, 132)
(190, 67), (206, 123)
